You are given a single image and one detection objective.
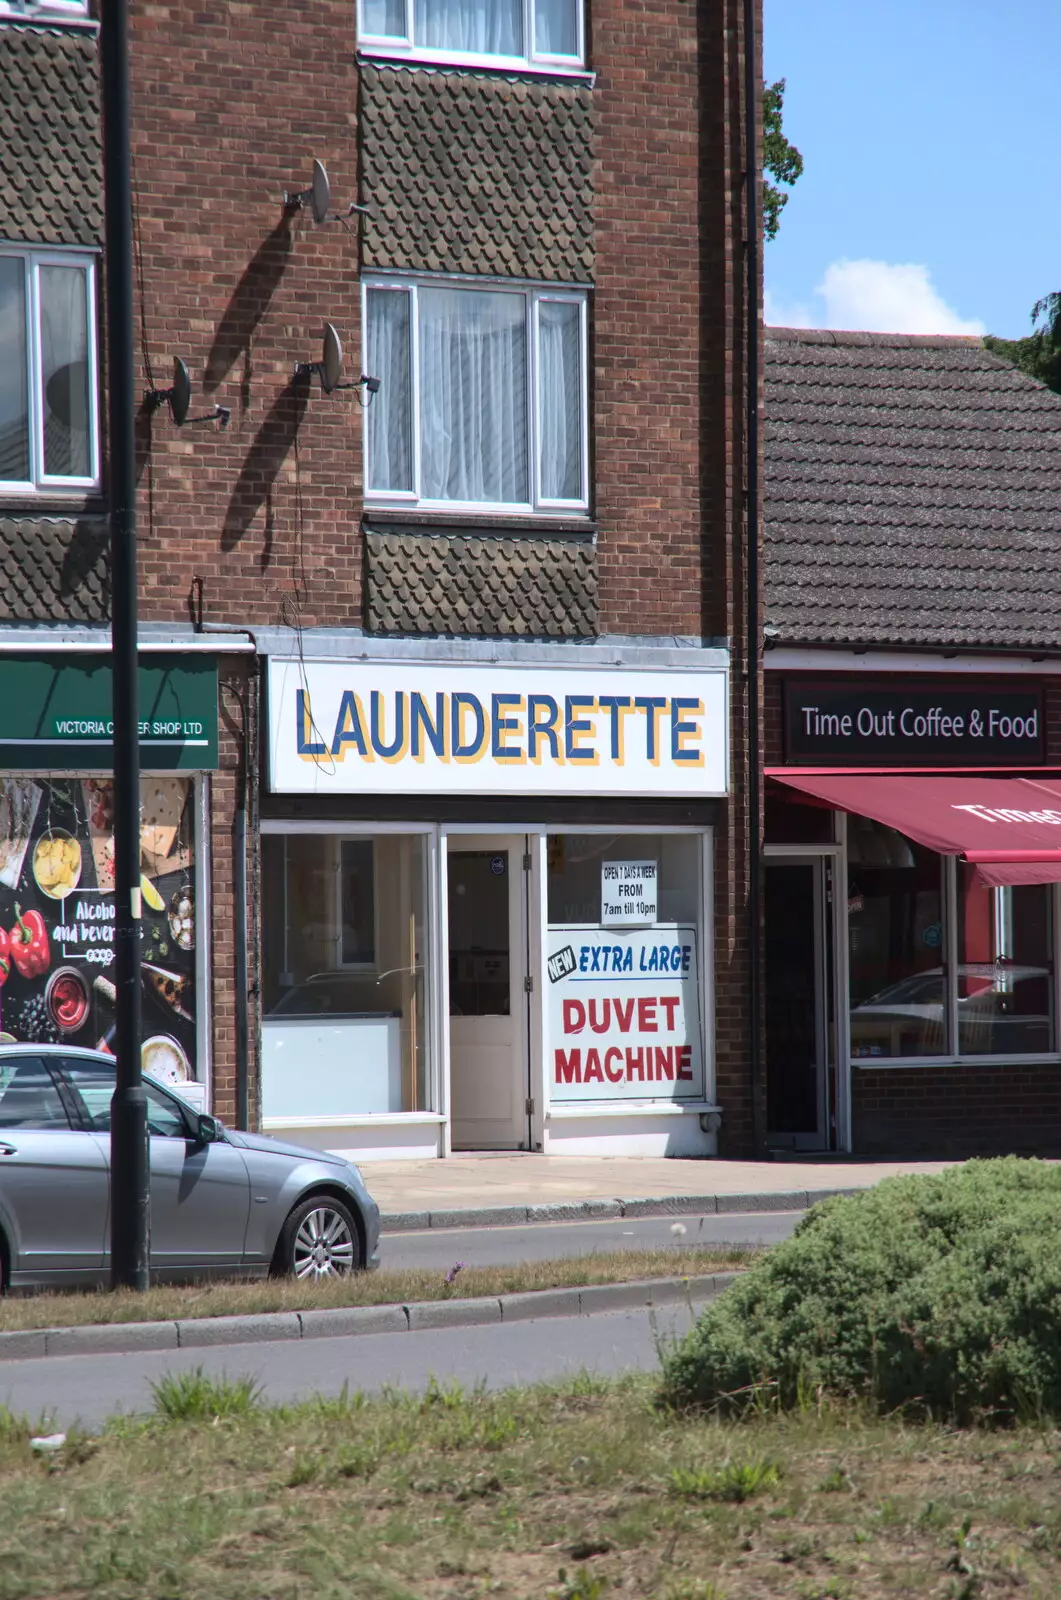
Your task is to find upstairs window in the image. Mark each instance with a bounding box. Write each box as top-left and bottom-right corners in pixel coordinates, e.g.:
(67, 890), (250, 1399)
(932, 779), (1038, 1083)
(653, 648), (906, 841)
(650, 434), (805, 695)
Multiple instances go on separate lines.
(359, 0), (583, 70)
(364, 277), (588, 515)
(0, 249), (98, 493)
(0, 0), (90, 19)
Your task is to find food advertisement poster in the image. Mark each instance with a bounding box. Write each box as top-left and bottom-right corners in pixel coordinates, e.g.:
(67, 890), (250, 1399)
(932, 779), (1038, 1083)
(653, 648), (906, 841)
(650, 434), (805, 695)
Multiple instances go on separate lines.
(0, 776), (197, 1083)
(546, 925), (704, 1103)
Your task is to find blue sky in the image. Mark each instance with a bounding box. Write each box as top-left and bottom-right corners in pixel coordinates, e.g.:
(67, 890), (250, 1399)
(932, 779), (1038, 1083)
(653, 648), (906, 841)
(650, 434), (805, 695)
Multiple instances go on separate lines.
(764, 0), (1061, 337)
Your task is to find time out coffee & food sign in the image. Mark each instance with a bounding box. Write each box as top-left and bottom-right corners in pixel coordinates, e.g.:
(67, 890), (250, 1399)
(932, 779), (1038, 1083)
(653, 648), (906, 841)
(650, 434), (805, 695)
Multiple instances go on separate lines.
(783, 682), (1044, 767)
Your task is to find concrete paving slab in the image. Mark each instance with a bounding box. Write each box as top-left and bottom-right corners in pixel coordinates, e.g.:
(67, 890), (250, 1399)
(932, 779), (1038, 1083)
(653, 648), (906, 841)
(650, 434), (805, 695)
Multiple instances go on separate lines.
(298, 1305), (409, 1340)
(406, 1297), (503, 1332)
(46, 1321), (178, 1357)
(176, 1313), (302, 1349)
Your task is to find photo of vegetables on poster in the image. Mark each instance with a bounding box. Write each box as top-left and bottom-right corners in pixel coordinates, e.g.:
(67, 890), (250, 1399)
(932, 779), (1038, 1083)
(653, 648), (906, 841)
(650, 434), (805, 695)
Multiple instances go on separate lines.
(0, 776), (197, 1082)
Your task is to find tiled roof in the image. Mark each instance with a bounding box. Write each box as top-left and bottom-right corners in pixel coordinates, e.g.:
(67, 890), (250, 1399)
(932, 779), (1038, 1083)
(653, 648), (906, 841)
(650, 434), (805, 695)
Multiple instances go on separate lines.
(360, 64), (594, 282)
(764, 329), (1061, 651)
(0, 24), (103, 247)
(0, 517), (109, 622)
(364, 526), (598, 636)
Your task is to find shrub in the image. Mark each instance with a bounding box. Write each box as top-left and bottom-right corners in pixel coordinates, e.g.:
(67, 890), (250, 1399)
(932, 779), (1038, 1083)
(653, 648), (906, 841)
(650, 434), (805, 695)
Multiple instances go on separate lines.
(659, 1159), (1061, 1424)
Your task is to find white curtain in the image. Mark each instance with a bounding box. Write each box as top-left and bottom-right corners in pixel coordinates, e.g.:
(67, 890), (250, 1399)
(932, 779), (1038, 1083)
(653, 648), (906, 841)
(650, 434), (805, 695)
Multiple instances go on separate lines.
(362, 0), (407, 36)
(538, 299), (581, 500)
(535, 0), (577, 56)
(417, 0), (522, 56)
(39, 265), (90, 479)
(420, 287), (528, 504)
(0, 257), (29, 483)
(366, 288), (413, 493)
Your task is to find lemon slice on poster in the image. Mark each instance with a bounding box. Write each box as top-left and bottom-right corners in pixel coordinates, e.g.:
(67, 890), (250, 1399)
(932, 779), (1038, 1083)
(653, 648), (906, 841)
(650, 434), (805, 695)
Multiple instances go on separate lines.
(141, 873), (165, 913)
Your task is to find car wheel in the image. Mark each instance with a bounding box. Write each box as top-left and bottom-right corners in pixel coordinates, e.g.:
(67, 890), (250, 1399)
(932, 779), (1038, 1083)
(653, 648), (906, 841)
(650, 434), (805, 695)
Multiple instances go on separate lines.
(277, 1197), (361, 1280)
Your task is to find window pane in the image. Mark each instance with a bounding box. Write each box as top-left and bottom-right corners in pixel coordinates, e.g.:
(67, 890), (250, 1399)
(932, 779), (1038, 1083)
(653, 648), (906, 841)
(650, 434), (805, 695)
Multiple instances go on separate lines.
(448, 849), (510, 1015)
(262, 833), (431, 1115)
(362, 0), (406, 35)
(417, 0), (522, 56)
(546, 833), (706, 1105)
(535, 0), (578, 55)
(341, 839), (376, 965)
(847, 820), (945, 1058)
(0, 1057), (67, 1129)
(39, 264), (91, 478)
(957, 867), (1052, 1054)
(366, 288), (413, 492)
(419, 287), (528, 504)
(539, 299), (582, 500)
(0, 256), (29, 483)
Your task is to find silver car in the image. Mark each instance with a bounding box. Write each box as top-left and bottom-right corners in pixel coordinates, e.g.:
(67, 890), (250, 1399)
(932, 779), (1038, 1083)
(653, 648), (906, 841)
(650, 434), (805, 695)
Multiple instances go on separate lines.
(0, 1044), (380, 1290)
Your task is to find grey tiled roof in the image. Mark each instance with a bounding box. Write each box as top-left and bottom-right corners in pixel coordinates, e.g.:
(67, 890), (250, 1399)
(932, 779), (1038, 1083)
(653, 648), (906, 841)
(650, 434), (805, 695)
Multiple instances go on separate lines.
(764, 329), (1061, 650)
(364, 526), (598, 636)
(360, 64), (594, 282)
(0, 517), (109, 622)
(0, 24), (103, 247)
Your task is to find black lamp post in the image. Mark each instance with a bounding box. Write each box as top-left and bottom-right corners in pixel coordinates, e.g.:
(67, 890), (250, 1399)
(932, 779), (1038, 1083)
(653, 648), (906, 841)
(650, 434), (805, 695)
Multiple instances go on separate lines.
(100, 0), (149, 1289)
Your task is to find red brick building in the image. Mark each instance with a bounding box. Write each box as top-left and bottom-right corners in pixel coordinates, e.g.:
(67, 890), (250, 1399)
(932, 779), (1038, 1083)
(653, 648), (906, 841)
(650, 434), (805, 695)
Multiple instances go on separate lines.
(1, 2), (762, 1160)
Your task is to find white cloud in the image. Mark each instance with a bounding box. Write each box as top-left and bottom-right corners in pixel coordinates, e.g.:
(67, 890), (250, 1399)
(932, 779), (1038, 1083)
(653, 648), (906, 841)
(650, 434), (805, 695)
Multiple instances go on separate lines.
(766, 260), (986, 336)
(763, 288), (813, 328)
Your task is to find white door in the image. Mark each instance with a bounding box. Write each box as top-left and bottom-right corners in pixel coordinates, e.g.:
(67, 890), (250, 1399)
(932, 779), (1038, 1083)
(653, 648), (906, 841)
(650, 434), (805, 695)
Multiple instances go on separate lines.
(448, 834), (527, 1150)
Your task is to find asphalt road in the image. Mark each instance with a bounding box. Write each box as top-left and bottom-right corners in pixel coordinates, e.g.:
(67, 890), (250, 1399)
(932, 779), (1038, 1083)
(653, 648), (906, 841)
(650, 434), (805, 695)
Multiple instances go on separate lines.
(0, 1305), (704, 1432)
(381, 1209), (800, 1270)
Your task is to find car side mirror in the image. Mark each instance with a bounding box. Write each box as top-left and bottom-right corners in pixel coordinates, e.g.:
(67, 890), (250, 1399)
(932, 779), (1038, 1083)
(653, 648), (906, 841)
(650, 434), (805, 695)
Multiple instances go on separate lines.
(197, 1113), (224, 1145)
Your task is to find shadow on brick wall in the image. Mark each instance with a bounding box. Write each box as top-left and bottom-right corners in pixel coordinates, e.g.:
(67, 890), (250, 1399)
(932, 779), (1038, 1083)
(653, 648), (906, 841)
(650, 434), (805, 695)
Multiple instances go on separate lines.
(221, 379), (309, 567)
(203, 212), (294, 411)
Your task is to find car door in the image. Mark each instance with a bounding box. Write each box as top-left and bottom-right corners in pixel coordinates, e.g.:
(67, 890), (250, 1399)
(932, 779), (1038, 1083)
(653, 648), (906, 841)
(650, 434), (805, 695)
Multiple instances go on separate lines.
(0, 1053), (109, 1284)
(63, 1060), (252, 1277)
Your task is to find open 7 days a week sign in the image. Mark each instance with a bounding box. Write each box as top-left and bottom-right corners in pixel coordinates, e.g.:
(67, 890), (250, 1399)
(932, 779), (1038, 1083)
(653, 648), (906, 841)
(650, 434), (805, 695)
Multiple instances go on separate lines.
(266, 659), (729, 797)
(547, 925), (704, 1103)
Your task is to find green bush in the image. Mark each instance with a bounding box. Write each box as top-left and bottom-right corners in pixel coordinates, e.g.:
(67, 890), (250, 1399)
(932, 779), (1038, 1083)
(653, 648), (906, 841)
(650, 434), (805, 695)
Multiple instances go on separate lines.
(660, 1159), (1061, 1423)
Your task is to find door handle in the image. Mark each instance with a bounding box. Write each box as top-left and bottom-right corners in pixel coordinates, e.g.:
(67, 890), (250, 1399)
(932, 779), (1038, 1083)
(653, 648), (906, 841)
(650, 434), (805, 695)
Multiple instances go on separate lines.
(0, 1142), (16, 1156)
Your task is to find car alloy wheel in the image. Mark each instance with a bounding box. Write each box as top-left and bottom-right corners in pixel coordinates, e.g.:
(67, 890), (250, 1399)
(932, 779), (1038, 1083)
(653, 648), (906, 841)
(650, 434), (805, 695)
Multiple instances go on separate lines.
(292, 1205), (357, 1279)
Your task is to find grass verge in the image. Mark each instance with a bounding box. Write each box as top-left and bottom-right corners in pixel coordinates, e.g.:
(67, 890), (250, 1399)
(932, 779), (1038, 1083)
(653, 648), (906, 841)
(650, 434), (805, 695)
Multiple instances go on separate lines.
(0, 1245), (750, 1333)
(2, 1372), (1059, 1597)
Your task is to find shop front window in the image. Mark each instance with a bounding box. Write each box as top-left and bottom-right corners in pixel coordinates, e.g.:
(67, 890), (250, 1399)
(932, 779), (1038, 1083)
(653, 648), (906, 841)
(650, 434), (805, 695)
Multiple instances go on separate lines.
(545, 832), (708, 1105)
(261, 833), (431, 1118)
(848, 820), (945, 1058)
(847, 819), (1056, 1060)
(0, 775), (198, 1079)
(957, 866), (1052, 1056)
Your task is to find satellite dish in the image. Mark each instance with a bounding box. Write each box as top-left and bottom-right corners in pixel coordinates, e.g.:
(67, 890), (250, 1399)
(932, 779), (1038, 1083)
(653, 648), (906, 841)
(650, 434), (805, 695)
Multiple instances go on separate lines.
(170, 357), (191, 426)
(311, 160), (331, 226)
(321, 324), (343, 393)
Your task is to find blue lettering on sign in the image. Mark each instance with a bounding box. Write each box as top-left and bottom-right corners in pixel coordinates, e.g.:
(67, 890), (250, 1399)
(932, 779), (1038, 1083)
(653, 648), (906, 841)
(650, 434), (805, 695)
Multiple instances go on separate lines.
(575, 942), (691, 974)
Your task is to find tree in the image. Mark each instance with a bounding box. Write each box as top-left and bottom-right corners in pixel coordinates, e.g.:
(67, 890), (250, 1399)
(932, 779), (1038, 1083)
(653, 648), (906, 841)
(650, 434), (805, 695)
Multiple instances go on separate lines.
(763, 78), (804, 241)
(984, 292), (1061, 396)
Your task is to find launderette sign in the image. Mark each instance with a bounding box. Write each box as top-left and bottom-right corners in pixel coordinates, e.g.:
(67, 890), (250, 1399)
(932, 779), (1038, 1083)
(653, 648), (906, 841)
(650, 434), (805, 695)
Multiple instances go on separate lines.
(267, 659), (729, 797)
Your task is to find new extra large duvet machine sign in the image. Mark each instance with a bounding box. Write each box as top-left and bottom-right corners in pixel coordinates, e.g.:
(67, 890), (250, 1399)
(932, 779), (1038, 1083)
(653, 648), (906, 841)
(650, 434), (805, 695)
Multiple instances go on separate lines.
(266, 659), (729, 797)
(547, 926), (705, 1103)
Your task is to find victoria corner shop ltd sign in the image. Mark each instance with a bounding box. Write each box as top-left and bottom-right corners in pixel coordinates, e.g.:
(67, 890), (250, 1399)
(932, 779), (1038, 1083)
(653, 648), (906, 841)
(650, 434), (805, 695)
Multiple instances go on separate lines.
(0, 655), (219, 770)
(267, 659), (728, 796)
(784, 682), (1044, 766)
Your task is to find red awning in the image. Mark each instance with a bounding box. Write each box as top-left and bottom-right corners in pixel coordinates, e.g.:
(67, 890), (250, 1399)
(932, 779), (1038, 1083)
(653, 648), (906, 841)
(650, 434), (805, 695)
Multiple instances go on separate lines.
(769, 773), (1061, 887)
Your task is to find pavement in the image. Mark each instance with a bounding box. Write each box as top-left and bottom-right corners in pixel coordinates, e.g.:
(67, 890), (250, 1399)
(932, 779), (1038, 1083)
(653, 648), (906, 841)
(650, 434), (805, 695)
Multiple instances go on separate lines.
(369, 1153), (956, 1229)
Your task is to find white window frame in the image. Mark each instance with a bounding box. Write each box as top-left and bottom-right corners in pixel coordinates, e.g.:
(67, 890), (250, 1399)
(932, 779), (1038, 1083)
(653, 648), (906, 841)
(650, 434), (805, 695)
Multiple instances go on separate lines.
(363, 274), (590, 517)
(0, 0), (90, 18)
(0, 245), (100, 495)
(357, 0), (586, 74)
